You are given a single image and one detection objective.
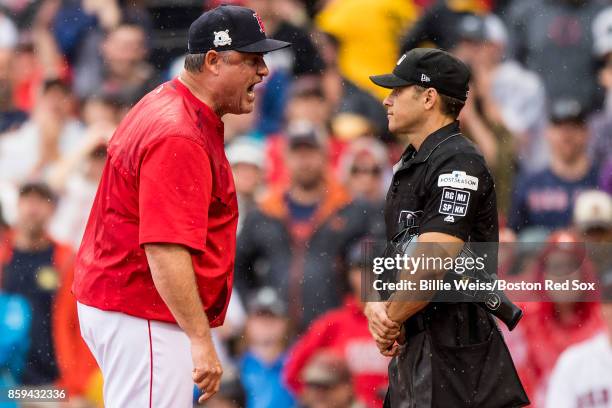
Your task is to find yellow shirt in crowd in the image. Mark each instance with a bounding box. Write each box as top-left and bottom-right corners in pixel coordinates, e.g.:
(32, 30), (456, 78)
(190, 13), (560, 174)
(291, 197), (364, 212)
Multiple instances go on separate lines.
(316, 0), (419, 100)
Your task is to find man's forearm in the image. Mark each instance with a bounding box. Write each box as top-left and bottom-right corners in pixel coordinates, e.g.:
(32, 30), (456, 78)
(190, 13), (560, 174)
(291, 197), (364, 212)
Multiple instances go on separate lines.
(146, 243), (211, 341)
(386, 232), (464, 324)
(386, 300), (428, 323)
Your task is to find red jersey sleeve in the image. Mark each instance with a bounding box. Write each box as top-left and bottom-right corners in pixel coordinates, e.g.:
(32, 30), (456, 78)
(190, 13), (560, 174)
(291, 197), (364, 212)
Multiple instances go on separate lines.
(138, 136), (212, 252)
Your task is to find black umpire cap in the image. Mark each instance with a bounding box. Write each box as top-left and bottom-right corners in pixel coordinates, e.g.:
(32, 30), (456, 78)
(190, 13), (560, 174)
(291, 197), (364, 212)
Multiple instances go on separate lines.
(370, 48), (471, 102)
(187, 5), (291, 54)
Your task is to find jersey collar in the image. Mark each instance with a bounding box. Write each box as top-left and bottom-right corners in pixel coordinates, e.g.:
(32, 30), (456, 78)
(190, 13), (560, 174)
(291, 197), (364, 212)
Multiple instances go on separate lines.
(400, 121), (461, 167)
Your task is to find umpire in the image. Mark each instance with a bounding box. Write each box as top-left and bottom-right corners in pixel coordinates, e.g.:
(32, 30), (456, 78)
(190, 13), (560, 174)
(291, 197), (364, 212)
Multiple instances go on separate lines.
(364, 48), (529, 407)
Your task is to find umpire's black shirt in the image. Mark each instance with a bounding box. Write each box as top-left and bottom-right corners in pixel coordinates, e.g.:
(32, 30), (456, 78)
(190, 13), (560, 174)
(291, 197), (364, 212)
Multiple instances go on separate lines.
(385, 121), (497, 242)
(384, 121), (529, 408)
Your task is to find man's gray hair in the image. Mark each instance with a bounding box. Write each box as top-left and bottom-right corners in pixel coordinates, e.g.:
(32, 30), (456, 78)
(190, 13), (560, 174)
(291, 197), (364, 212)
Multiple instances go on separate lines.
(184, 51), (233, 73)
(184, 53), (206, 72)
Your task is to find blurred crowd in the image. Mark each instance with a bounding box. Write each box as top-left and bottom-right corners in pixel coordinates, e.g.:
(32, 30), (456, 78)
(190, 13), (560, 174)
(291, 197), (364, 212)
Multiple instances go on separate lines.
(0, 0), (611, 407)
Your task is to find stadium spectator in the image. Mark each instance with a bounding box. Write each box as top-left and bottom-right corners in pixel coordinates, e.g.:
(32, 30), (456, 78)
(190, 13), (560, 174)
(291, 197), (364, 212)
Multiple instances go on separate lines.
(264, 118), (329, 191)
(400, 0), (491, 55)
(244, 0), (324, 78)
(298, 350), (365, 408)
(226, 137), (266, 234)
(0, 46), (28, 134)
(266, 82), (357, 185)
(601, 159), (612, 195)
(0, 292), (30, 377)
(0, 12), (18, 50)
(451, 13), (548, 208)
(284, 240), (389, 407)
(516, 230), (605, 407)
(573, 190), (612, 279)
(211, 290), (248, 375)
(47, 121), (113, 250)
(0, 182), (98, 400)
(338, 137), (390, 203)
(574, 190), (612, 243)
(505, 0), (606, 109)
(9, 0), (72, 113)
(53, 0), (153, 67)
(239, 287), (295, 408)
(545, 275), (612, 408)
(285, 78), (333, 132)
(589, 6), (612, 167)
(79, 92), (124, 127)
(0, 292), (30, 408)
(314, 32), (389, 139)
(236, 122), (375, 331)
(316, 0), (418, 100)
(222, 109), (259, 142)
(508, 98), (599, 232)
(74, 23), (161, 106)
(589, 6), (612, 198)
(0, 79), (83, 185)
(240, 0), (324, 135)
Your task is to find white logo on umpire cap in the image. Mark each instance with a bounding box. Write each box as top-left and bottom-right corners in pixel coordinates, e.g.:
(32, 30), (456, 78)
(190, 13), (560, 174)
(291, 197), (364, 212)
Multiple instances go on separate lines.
(421, 74), (431, 82)
(213, 30), (232, 47)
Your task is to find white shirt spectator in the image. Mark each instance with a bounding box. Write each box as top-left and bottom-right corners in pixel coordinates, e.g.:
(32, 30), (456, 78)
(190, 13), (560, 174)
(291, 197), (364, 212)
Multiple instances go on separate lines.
(48, 173), (98, 250)
(0, 13), (17, 49)
(546, 332), (612, 408)
(491, 61), (549, 174)
(0, 119), (84, 185)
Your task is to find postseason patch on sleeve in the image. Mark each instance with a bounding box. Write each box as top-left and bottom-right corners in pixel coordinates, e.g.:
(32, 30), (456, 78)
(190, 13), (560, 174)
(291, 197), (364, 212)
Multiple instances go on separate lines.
(437, 171), (479, 191)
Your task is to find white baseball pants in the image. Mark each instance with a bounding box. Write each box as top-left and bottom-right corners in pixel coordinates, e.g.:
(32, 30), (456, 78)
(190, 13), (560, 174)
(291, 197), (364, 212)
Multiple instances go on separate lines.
(77, 302), (193, 408)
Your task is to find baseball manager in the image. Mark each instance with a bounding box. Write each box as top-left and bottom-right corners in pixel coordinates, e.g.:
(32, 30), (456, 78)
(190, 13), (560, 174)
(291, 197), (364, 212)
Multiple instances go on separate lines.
(73, 5), (290, 407)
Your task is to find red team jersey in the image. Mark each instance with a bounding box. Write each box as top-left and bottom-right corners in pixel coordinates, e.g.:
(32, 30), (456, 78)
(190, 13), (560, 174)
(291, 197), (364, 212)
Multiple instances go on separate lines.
(73, 78), (238, 327)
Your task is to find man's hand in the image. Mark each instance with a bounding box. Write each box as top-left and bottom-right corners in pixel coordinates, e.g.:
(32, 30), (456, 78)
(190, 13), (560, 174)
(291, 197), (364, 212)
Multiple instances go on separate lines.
(191, 336), (223, 403)
(365, 302), (401, 354)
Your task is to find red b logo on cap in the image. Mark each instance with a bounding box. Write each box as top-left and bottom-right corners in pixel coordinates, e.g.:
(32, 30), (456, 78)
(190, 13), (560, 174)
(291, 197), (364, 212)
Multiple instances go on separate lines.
(253, 12), (265, 33)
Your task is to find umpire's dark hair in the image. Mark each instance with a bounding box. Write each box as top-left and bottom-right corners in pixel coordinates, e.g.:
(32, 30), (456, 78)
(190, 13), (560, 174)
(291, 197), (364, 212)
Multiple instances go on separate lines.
(439, 94), (465, 119)
(414, 85), (465, 120)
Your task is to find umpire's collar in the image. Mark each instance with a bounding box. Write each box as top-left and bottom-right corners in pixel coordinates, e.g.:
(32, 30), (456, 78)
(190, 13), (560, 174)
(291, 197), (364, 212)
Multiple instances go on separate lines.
(400, 121), (461, 166)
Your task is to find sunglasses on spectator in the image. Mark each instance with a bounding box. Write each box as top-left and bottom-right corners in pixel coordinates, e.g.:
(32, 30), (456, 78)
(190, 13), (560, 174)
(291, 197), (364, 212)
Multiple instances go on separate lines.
(304, 381), (341, 390)
(350, 165), (381, 176)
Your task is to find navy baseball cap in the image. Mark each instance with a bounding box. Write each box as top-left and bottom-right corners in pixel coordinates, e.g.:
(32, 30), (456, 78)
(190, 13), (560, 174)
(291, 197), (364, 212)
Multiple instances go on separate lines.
(370, 48), (471, 102)
(549, 98), (589, 124)
(188, 5), (291, 54)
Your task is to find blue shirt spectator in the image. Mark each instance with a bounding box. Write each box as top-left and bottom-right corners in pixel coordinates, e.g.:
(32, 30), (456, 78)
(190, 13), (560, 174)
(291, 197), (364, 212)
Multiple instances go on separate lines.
(239, 288), (296, 408)
(509, 165), (599, 232)
(509, 98), (599, 232)
(240, 352), (296, 408)
(0, 292), (31, 402)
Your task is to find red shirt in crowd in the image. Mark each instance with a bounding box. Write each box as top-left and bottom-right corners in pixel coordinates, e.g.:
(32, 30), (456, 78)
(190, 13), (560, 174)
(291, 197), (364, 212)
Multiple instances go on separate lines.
(284, 296), (389, 407)
(73, 78), (238, 327)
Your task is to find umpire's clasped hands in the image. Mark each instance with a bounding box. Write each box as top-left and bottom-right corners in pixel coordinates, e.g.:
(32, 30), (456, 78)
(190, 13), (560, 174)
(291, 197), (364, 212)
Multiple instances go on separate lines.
(364, 302), (405, 358)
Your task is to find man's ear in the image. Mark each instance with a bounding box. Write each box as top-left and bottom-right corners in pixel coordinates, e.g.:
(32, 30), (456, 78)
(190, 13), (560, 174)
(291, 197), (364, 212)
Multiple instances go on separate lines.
(204, 50), (222, 75)
(423, 88), (438, 111)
